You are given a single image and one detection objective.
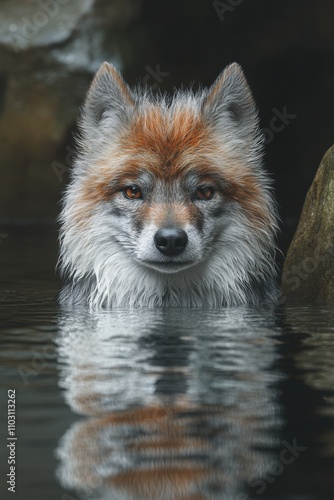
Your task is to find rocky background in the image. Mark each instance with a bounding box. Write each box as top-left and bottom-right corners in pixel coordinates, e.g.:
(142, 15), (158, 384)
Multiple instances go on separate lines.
(0, 0), (334, 256)
(282, 146), (334, 303)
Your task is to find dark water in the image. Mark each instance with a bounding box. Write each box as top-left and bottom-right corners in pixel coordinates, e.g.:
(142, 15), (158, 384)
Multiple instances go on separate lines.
(1, 228), (334, 500)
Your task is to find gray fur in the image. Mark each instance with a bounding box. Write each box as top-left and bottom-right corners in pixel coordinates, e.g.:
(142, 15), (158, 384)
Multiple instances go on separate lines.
(58, 62), (278, 308)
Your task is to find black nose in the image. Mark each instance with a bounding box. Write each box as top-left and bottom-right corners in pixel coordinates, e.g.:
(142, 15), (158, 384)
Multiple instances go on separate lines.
(154, 228), (188, 257)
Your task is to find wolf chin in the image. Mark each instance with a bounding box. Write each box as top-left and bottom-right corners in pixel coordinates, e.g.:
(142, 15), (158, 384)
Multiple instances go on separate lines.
(58, 62), (278, 308)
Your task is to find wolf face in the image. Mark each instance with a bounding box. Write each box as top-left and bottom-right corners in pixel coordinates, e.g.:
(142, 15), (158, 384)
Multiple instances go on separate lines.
(59, 62), (278, 308)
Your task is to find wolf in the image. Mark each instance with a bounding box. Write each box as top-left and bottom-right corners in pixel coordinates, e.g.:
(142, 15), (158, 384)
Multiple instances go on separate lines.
(58, 62), (278, 308)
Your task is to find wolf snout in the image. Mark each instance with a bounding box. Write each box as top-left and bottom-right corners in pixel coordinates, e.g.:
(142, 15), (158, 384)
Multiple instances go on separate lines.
(154, 228), (188, 257)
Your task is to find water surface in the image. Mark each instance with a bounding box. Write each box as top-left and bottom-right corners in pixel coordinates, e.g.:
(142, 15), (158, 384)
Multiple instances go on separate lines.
(1, 228), (334, 499)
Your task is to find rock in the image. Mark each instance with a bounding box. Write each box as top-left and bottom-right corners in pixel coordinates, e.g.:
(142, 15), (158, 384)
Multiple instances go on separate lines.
(0, 0), (142, 222)
(0, 0), (94, 52)
(281, 145), (334, 303)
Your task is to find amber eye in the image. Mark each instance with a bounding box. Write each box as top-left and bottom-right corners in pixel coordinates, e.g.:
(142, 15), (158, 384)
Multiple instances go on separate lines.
(123, 185), (143, 200)
(195, 185), (215, 200)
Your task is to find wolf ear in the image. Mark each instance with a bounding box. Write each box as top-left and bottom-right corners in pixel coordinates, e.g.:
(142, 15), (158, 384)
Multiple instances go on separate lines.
(81, 62), (135, 130)
(202, 63), (259, 140)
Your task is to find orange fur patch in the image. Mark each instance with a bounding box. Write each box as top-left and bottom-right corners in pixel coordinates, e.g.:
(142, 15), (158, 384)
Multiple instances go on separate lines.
(224, 172), (272, 229)
(123, 106), (210, 176)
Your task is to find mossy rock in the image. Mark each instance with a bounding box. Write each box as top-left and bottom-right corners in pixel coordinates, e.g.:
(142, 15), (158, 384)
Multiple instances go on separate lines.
(281, 145), (334, 303)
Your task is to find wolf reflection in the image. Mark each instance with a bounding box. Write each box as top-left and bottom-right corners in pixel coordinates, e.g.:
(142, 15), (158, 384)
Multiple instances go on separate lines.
(55, 307), (283, 499)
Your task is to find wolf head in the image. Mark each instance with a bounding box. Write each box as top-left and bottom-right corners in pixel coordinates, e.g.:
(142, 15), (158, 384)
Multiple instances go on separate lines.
(59, 62), (278, 308)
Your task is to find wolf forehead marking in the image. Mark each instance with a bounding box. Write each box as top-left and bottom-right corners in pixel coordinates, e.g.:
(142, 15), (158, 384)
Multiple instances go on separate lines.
(125, 106), (210, 164)
(106, 105), (216, 177)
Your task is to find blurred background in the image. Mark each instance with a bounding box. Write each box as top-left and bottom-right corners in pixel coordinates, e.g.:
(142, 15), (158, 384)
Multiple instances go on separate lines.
(0, 0), (333, 257)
